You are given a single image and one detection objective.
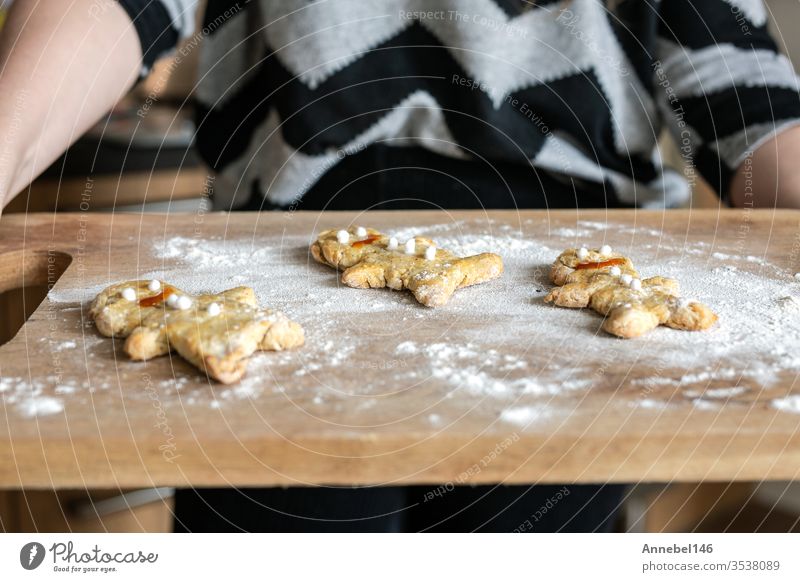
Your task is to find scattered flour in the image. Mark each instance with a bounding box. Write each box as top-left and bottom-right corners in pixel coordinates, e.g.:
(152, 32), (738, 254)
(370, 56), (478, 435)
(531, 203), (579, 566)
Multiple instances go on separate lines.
(691, 399), (720, 411)
(29, 217), (800, 424)
(1, 376), (73, 417)
(712, 252), (765, 263)
(16, 396), (64, 417)
(500, 405), (547, 426)
(631, 399), (669, 410)
(683, 386), (748, 399)
(777, 295), (800, 312)
(772, 395), (800, 414)
(394, 338), (590, 420)
(396, 341), (418, 355)
(52, 340), (78, 351)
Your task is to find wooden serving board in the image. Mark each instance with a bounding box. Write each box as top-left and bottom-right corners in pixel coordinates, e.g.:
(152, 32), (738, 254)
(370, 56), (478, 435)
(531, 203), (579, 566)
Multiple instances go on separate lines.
(1, 209), (799, 489)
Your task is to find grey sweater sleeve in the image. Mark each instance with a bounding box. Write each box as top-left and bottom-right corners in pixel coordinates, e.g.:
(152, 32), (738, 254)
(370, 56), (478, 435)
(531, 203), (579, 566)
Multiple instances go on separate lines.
(655, 0), (800, 199)
(116, 0), (199, 74)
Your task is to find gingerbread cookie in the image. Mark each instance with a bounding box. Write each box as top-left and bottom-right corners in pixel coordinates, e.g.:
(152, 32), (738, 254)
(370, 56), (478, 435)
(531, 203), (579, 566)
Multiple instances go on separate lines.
(90, 280), (304, 383)
(311, 226), (504, 307)
(544, 246), (717, 338)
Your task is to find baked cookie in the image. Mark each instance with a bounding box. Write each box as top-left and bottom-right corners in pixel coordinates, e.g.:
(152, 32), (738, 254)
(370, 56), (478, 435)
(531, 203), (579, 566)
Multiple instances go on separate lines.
(311, 226), (504, 307)
(544, 246), (717, 338)
(90, 280), (304, 383)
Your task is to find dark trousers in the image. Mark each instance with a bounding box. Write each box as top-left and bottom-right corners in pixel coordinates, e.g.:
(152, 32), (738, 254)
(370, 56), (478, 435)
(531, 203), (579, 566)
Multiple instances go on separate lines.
(174, 484), (623, 532)
(175, 145), (627, 532)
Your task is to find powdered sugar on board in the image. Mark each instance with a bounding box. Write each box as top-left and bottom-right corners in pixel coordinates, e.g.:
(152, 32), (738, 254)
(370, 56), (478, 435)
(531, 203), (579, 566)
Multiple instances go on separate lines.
(772, 395), (800, 414)
(1, 377), (65, 418)
(37, 218), (800, 425)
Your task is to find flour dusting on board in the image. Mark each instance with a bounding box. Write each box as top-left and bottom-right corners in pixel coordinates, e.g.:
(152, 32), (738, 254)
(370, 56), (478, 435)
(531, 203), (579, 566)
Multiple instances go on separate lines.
(772, 395), (800, 414)
(1, 377), (66, 418)
(16, 396), (64, 417)
(36, 218), (800, 423)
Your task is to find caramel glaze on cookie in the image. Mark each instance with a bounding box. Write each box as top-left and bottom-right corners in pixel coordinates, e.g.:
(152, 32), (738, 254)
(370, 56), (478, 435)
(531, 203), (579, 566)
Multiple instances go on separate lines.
(311, 227), (504, 307)
(544, 248), (718, 339)
(90, 281), (304, 383)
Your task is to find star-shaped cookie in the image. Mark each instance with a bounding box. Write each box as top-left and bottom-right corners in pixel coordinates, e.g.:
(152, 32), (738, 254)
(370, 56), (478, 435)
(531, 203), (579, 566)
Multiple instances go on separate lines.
(544, 247), (717, 338)
(90, 281), (304, 383)
(311, 227), (504, 307)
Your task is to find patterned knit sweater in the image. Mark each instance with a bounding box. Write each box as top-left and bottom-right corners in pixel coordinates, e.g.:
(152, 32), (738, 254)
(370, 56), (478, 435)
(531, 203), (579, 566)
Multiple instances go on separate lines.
(118, 0), (800, 209)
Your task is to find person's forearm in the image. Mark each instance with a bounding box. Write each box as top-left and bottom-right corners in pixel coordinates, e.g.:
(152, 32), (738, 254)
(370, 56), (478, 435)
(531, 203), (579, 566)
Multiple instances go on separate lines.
(729, 125), (800, 209)
(0, 0), (142, 210)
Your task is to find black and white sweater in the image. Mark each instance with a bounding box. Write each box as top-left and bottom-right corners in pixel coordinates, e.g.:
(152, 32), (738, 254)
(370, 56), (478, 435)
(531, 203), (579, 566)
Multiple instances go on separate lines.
(118, 0), (800, 209)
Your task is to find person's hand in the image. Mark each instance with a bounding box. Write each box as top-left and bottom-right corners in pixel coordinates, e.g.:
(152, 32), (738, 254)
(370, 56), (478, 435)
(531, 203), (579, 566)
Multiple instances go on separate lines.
(730, 125), (800, 209)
